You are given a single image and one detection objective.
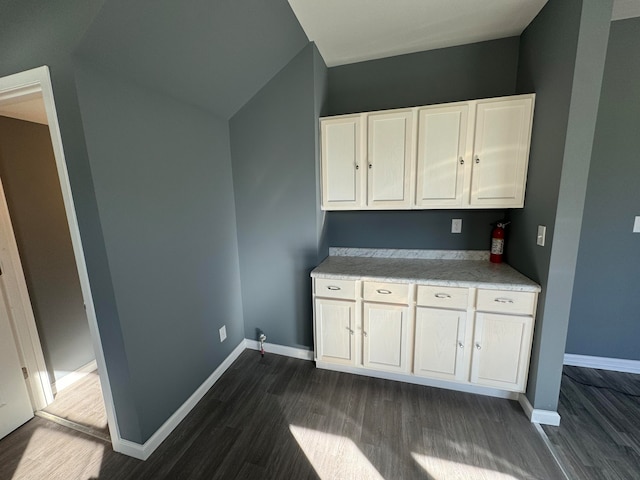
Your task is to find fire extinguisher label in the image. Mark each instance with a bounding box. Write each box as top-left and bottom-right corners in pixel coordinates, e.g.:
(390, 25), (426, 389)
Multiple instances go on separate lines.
(491, 238), (504, 255)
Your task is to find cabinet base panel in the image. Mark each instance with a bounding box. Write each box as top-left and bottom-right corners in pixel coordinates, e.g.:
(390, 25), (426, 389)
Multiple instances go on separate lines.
(315, 361), (520, 400)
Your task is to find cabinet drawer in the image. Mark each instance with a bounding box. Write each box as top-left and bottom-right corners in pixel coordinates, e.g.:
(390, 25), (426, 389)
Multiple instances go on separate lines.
(476, 289), (536, 315)
(363, 281), (409, 304)
(315, 278), (356, 300)
(417, 285), (468, 310)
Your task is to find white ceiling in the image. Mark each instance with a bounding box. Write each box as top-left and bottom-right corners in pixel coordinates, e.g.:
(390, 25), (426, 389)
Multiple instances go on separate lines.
(0, 94), (48, 125)
(612, 0), (640, 20)
(288, 0), (640, 67)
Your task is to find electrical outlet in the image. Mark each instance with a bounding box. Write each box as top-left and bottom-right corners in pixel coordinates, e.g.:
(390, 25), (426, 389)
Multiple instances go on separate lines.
(219, 325), (227, 342)
(537, 225), (546, 246)
(451, 219), (462, 234)
(633, 216), (640, 233)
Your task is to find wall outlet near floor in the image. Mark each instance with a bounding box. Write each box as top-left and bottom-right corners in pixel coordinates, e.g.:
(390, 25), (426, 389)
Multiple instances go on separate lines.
(219, 325), (227, 342)
(633, 216), (640, 233)
(451, 218), (462, 234)
(537, 225), (546, 246)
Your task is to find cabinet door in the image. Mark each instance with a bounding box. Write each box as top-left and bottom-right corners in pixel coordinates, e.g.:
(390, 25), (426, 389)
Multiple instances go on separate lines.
(367, 110), (413, 209)
(363, 302), (409, 373)
(470, 97), (533, 208)
(415, 104), (469, 207)
(470, 313), (534, 392)
(414, 307), (468, 382)
(315, 298), (356, 366)
(321, 115), (363, 210)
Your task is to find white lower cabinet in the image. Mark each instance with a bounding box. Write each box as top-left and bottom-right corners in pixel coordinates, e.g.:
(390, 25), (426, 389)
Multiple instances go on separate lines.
(315, 298), (356, 366)
(470, 312), (534, 391)
(414, 307), (468, 382)
(313, 277), (538, 396)
(363, 302), (410, 373)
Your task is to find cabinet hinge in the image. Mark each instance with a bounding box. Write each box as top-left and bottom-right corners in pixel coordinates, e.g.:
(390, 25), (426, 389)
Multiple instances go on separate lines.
(22, 367), (29, 379)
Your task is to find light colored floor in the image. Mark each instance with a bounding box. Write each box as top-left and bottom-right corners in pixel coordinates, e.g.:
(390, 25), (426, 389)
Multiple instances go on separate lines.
(41, 369), (109, 440)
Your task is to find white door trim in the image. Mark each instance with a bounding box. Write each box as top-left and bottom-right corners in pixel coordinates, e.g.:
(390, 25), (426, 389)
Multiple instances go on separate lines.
(0, 66), (119, 447)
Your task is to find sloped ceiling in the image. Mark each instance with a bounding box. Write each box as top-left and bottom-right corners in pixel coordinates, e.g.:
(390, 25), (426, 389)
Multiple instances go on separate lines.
(288, 0), (640, 67)
(74, 0), (309, 119)
(288, 0), (548, 67)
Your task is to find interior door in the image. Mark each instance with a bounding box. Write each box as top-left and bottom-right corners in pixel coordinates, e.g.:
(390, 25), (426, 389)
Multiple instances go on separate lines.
(0, 278), (34, 439)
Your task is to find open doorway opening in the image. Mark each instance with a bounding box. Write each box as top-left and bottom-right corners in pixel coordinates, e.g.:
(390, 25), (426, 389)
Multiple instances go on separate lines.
(0, 67), (117, 446)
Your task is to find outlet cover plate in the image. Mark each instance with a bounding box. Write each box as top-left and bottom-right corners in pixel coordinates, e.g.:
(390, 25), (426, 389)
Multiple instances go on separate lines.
(219, 325), (227, 342)
(451, 219), (462, 234)
(537, 225), (546, 246)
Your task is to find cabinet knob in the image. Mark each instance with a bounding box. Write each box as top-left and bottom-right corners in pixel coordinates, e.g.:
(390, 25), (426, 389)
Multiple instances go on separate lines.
(368, 164), (372, 169)
(458, 342), (464, 349)
(475, 342), (482, 350)
(355, 164), (359, 170)
(475, 157), (480, 164)
(459, 157), (464, 165)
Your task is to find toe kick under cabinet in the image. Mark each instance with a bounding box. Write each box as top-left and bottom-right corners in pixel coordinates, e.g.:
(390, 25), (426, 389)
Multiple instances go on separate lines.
(312, 257), (540, 398)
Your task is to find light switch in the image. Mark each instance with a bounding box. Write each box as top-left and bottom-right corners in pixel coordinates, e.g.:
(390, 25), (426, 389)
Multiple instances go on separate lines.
(537, 225), (546, 246)
(451, 219), (462, 234)
(634, 216), (640, 233)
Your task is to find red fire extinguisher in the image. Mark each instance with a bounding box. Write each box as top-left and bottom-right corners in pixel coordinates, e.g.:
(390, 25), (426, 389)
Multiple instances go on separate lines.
(490, 222), (510, 263)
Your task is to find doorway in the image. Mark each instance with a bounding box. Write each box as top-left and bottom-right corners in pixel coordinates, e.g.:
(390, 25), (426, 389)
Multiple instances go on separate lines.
(0, 67), (117, 445)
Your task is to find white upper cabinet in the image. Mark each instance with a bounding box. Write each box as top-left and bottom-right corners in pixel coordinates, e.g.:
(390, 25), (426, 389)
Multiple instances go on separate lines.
(367, 110), (414, 209)
(321, 115), (364, 209)
(320, 94), (535, 210)
(470, 97), (534, 208)
(415, 103), (470, 207)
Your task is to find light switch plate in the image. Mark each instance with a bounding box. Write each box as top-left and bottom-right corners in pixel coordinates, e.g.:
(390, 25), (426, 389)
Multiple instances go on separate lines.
(451, 219), (462, 234)
(634, 216), (640, 233)
(537, 225), (546, 246)
(219, 325), (227, 342)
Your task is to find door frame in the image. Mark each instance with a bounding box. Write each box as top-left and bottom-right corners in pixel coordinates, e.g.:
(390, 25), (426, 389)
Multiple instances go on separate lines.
(0, 66), (118, 445)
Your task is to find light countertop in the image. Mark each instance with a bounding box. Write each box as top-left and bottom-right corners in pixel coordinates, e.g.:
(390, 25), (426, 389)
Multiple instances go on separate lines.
(311, 248), (541, 292)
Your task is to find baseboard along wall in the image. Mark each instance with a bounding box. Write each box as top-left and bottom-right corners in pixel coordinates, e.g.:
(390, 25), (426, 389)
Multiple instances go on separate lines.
(51, 360), (98, 395)
(564, 353), (640, 374)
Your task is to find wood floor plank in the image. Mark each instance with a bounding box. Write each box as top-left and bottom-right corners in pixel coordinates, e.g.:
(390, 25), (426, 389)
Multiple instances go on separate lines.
(1, 350), (567, 479)
(543, 365), (640, 480)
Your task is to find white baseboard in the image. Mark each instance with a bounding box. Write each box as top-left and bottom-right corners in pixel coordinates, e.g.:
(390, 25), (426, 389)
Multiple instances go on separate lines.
(316, 361), (520, 400)
(244, 339), (314, 361)
(564, 353), (640, 374)
(52, 360), (98, 395)
(111, 340), (246, 460)
(518, 394), (561, 426)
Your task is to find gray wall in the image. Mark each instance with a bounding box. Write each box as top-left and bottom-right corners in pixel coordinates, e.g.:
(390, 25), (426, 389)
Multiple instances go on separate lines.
(1, 0), (310, 445)
(230, 44), (326, 349)
(328, 37), (520, 115)
(566, 17), (640, 361)
(324, 38), (519, 253)
(0, 0), (142, 442)
(0, 116), (94, 383)
(507, 0), (612, 411)
(74, 63), (245, 442)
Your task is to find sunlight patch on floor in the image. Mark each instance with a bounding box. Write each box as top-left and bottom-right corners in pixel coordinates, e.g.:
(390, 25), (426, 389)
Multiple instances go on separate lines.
(12, 426), (104, 480)
(411, 452), (519, 480)
(290, 424), (384, 479)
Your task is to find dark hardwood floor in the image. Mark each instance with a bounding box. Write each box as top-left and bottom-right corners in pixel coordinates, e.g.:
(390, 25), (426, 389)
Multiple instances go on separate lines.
(542, 365), (640, 480)
(1, 350), (565, 479)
